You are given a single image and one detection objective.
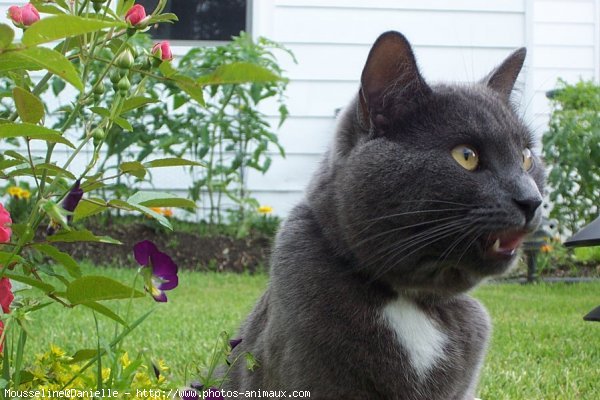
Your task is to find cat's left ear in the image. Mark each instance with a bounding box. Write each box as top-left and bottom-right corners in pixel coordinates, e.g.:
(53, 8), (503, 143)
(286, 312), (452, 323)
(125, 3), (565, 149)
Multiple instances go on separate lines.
(482, 48), (526, 102)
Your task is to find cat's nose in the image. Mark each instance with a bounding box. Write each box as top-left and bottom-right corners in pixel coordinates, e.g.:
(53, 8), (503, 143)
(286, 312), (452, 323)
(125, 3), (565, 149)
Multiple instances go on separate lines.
(513, 197), (542, 224)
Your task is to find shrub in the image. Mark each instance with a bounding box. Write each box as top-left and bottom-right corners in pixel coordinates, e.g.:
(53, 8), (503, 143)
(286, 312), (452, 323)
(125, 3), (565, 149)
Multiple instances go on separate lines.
(542, 79), (600, 234)
(0, 0), (281, 394)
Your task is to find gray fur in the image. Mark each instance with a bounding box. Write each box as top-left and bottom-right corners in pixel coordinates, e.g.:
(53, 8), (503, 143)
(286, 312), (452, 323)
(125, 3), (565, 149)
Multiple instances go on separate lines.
(223, 32), (545, 399)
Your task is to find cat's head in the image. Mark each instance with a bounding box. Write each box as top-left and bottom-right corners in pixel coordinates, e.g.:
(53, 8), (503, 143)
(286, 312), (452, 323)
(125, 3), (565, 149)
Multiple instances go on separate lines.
(331, 31), (545, 294)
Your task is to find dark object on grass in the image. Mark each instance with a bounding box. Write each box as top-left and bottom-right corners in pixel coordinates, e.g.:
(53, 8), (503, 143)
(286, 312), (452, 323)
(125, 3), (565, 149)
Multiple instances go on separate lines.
(563, 215), (600, 247)
(563, 215), (600, 322)
(523, 218), (555, 282)
(583, 305), (600, 322)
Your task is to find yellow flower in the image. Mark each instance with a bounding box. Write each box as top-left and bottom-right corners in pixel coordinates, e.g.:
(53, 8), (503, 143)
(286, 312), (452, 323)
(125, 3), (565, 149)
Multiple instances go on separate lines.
(50, 344), (65, 357)
(7, 186), (22, 198)
(20, 189), (31, 199)
(149, 207), (173, 217)
(121, 351), (131, 368)
(258, 205), (273, 214)
(540, 244), (553, 253)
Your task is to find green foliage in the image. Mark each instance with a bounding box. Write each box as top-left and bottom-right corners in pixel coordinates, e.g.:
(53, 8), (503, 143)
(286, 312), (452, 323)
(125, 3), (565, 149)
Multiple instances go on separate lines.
(0, 1), (284, 395)
(542, 79), (600, 233)
(125, 32), (292, 226)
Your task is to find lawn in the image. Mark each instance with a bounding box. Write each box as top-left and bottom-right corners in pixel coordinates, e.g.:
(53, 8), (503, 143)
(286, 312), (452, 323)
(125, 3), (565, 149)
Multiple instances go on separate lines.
(26, 265), (599, 398)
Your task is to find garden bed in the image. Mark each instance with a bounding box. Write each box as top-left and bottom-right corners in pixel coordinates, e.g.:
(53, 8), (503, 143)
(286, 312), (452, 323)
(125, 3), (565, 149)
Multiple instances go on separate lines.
(53, 218), (273, 273)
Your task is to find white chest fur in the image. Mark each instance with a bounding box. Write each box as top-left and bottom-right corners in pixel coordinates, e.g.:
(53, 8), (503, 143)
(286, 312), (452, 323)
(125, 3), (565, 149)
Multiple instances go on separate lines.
(382, 297), (447, 378)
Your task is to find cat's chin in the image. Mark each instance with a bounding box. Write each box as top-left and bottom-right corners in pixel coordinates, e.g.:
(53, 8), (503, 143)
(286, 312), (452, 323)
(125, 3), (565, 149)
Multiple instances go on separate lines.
(387, 254), (519, 297)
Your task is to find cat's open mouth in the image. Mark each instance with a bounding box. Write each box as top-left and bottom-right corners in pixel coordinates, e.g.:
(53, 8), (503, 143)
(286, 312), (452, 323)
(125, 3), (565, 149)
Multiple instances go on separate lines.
(483, 230), (528, 259)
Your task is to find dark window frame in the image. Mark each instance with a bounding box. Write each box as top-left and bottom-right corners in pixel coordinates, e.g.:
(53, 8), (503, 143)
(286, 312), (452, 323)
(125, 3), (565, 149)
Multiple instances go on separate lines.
(139, 0), (252, 44)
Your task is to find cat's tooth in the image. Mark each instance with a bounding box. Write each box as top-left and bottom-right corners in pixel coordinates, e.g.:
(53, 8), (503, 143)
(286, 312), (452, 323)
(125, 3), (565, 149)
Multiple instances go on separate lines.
(492, 239), (501, 252)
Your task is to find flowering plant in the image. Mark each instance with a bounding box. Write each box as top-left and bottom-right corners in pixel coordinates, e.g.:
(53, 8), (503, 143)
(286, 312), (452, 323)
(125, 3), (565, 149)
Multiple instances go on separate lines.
(0, 0), (283, 395)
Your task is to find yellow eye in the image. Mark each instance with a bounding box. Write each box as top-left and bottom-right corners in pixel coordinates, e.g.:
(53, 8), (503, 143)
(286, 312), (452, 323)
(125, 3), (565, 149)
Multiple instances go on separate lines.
(522, 148), (534, 171)
(452, 145), (479, 171)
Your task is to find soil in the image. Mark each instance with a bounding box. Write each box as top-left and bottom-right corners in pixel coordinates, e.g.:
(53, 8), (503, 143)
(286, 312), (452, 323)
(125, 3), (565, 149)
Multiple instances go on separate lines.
(53, 219), (273, 273)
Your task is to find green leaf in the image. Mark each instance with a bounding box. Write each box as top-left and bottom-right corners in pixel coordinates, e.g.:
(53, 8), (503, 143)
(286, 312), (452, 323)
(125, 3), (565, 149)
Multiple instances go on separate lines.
(0, 24), (14, 50)
(197, 62), (282, 85)
(112, 116), (132, 131)
(81, 301), (128, 326)
(0, 51), (40, 73)
(89, 106), (110, 117)
(90, 107), (132, 131)
(116, 0), (135, 16)
(35, 163), (76, 179)
(66, 276), (144, 304)
(144, 157), (205, 168)
(0, 251), (26, 266)
(13, 87), (45, 124)
(158, 61), (177, 78)
(0, 159), (25, 171)
(33, 244), (81, 278)
(109, 199), (172, 230)
(121, 96), (159, 114)
(0, 123), (75, 148)
(3, 272), (54, 293)
(3, 150), (29, 162)
(174, 76), (205, 106)
(127, 191), (196, 209)
(47, 229), (122, 245)
(147, 13), (178, 24)
(70, 349), (99, 363)
(73, 198), (107, 222)
(22, 15), (125, 46)
(119, 161), (146, 179)
(8, 47), (83, 91)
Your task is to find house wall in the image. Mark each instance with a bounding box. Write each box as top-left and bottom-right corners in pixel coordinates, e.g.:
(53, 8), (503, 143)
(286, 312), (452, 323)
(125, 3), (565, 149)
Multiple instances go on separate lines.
(250, 0), (600, 215)
(1, 0), (598, 217)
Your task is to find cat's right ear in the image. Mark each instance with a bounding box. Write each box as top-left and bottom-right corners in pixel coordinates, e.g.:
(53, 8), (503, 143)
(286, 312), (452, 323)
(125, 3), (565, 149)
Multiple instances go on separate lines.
(360, 31), (430, 133)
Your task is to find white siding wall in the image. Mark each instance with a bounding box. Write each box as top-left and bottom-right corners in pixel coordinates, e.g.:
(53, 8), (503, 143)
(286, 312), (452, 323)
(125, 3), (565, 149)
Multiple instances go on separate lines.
(1, 0), (599, 217)
(529, 0), (599, 134)
(251, 0), (600, 216)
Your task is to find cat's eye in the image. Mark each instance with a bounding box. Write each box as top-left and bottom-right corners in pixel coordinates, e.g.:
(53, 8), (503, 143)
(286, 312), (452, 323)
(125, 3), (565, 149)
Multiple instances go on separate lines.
(522, 148), (534, 171)
(451, 145), (479, 171)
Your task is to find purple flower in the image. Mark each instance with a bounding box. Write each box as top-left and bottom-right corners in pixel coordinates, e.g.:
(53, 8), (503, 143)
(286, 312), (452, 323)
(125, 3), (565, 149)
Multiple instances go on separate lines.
(62, 179), (83, 221)
(133, 240), (178, 302)
(179, 388), (199, 400)
(229, 338), (242, 350)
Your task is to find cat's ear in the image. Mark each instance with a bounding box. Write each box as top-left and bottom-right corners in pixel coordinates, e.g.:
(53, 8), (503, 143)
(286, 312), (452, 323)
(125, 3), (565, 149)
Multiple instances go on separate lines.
(482, 48), (526, 102)
(360, 31), (430, 132)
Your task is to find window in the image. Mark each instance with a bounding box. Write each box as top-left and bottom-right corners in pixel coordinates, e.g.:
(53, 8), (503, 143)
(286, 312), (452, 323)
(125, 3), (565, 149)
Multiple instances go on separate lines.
(138, 0), (248, 41)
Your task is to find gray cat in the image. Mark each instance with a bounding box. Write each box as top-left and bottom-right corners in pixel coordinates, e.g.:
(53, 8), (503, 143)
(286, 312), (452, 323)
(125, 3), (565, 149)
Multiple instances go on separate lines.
(224, 31), (545, 400)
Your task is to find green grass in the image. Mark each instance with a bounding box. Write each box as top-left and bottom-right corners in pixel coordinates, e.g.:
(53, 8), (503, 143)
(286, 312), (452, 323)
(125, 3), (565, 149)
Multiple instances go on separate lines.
(474, 283), (600, 399)
(25, 265), (268, 385)
(24, 266), (599, 397)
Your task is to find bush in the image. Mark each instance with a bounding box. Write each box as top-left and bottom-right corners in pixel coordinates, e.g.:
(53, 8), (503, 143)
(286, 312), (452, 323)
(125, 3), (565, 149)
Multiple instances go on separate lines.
(0, 0), (280, 394)
(542, 79), (600, 234)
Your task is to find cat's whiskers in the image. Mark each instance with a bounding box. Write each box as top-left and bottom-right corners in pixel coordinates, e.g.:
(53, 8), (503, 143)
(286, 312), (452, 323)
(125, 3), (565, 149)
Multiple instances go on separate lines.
(348, 213), (467, 249)
(369, 216), (484, 283)
(361, 219), (470, 273)
(358, 207), (473, 226)
(452, 225), (486, 270)
(436, 219), (485, 267)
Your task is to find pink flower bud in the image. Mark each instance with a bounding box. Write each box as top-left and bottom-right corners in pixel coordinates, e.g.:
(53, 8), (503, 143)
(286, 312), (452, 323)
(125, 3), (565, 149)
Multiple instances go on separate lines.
(151, 41), (173, 61)
(0, 204), (12, 243)
(21, 3), (40, 26)
(7, 3), (39, 27)
(7, 6), (22, 25)
(125, 4), (146, 26)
